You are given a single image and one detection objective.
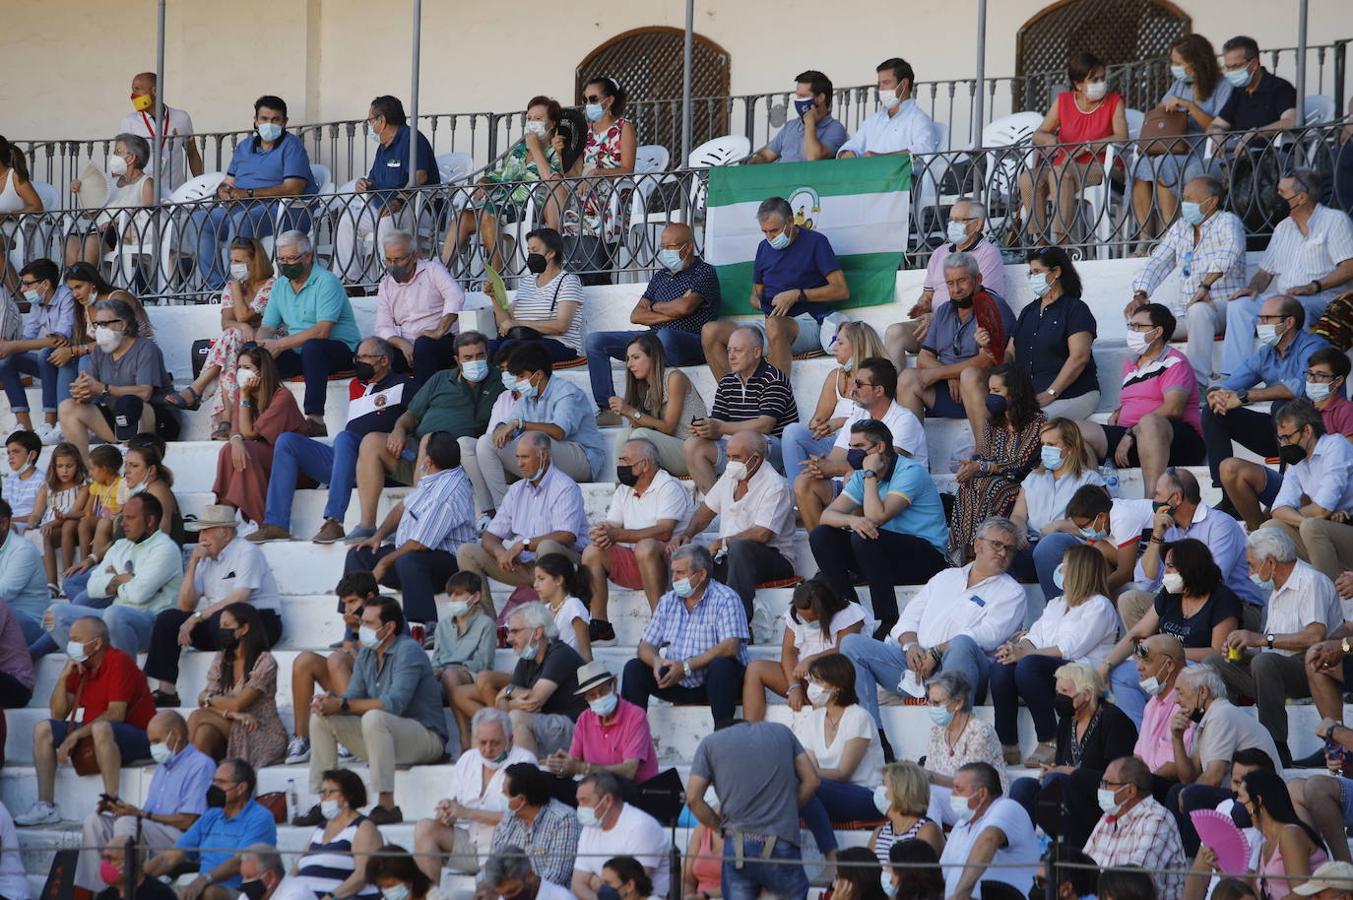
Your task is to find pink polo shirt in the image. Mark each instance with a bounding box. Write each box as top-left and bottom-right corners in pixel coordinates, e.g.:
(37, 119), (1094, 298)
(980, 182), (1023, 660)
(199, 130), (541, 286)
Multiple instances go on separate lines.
(1133, 685), (1194, 772)
(1320, 393), (1353, 437)
(922, 237), (1007, 304)
(568, 697), (659, 783)
(374, 258), (465, 342)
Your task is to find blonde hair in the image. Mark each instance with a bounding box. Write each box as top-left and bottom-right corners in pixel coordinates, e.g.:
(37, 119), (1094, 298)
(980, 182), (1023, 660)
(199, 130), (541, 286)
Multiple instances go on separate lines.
(1055, 662), (1105, 699)
(230, 236), (275, 284)
(1039, 417), (1089, 478)
(1059, 543), (1109, 608)
(881, 761), (930, 817)
(835, 321), (885, 372)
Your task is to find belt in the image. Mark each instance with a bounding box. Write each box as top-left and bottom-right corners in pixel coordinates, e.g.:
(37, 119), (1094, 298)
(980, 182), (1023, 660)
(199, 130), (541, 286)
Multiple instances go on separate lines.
(726, 829), (777, 869)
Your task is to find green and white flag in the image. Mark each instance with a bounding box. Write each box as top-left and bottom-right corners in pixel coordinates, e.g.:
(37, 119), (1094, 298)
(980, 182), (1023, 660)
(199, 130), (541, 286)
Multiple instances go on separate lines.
(703, 155), (911, 311)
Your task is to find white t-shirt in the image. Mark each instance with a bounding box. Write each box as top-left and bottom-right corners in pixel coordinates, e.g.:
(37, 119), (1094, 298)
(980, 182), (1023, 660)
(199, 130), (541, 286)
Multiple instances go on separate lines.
(117, 104), (196, 191)
(605, 469), (694, 545)
(1106, 498), (1155, 549)
(551, 596), (591, 651)
(833, 400), (929, 470)
(445, 744), (539, 855)
(703, 463), (797, 560)
(0, 803), (28, 900)
(940, 797), (1039, 898)
(574, 803), (670, 897)
(800, 704), (884, 787)
(532, 880), (579, 900)
(510, 272), (586, 352)
(784, 603), (868, 658)
(1022, 594), (1119, 667)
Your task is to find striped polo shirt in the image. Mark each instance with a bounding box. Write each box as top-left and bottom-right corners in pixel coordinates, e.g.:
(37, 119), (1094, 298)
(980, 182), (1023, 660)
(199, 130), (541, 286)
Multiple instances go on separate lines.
(709, 360), (799, 436)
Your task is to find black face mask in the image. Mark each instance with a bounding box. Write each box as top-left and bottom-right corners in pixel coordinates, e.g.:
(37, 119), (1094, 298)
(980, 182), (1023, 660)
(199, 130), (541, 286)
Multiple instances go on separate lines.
(1189, 705), (1205, 724)
(952, 295), (974, 309)
(526, 253), (548, 275)
(206, 785), (228, 808)
(1279, 443), (1307, 466)
(239, 881), (268, 900)
(1053, 693), (1077, 720)
(1231, 800), (1253, 830)
(354, 361), (377, 383)
(615, 464), (638, 487)
(218, 629), (240, 652)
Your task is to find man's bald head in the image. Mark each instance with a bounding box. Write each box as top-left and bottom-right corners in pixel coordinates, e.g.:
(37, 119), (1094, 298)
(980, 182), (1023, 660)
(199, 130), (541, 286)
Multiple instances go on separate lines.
(148, 710), (189, 745)
(131, 72), (157, 95)
(1143, 633), (1184, 664)
(725, 431), (768, 472)
(661, 222), (693, 246)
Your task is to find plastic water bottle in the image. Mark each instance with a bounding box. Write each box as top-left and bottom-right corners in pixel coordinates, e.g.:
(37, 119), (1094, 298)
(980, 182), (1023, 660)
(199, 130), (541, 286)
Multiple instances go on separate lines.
(287, 778), (298, 822)
(1100, 460), (1120, 498)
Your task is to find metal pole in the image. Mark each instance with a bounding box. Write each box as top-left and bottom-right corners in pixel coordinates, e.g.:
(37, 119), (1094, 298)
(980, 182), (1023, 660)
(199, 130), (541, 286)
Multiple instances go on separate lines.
(1295, 0), (1309, 125)
(152, 0), (165, 296)
(409, 0), (422, 199)
(682, 0), (694, 166)
(973, 0), (988, 145)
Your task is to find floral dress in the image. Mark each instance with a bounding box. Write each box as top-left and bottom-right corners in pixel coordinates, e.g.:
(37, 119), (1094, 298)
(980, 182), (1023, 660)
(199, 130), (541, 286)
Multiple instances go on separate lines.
(578, 116), (630, 241)
(203, 650), (288, 768)
(949, 412), (1047, 558)
(206, 278), (274, 419)
(482, 141), (560, 221)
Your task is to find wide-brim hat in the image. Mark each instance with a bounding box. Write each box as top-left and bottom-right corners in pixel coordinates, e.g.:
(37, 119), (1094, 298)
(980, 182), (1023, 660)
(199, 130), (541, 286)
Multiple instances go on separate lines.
(184, 504), (241, 532)
(574, 660), (615, 695)
(1292, 861), (1353, 895)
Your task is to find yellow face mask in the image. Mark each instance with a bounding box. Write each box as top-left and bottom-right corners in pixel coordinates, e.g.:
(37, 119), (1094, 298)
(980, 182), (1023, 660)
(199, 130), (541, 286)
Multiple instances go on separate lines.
(130, 93), (153, 112)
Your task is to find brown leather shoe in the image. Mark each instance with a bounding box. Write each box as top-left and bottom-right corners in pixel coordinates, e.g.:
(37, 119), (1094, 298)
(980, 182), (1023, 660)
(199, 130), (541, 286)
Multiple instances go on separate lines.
(303, 418), (329, 438)
(311, 519), (346, 544)
(292, 803), (324, 827)
(366, 804), (403, 825)
(245, 523), (292, 544)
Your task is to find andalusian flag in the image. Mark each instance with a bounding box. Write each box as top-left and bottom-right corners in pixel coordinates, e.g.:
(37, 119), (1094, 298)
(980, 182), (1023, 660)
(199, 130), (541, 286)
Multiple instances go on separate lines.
(703, 155), (911, 310)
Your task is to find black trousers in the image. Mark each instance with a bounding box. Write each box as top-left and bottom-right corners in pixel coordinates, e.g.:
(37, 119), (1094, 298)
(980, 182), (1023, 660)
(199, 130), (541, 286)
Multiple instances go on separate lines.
(0, 671), (33, 709)
(1201, 404), (1279, 487)
(712, 541), (794, 624)
(344, 544), (459, 625)
(809, 526), (949, 632)
(142, 607), (283, 684)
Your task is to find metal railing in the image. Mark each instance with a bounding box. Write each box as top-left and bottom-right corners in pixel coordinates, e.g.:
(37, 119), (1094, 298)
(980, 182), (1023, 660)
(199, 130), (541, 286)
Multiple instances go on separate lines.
(5, 123), (1348, 305)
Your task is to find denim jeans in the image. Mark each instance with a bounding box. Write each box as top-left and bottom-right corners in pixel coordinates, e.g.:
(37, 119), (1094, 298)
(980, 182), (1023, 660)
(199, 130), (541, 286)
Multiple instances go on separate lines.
(273, 338), (354, 415)
(265, 430), (360, 529)
(0, 347), (74, 413)
(799, 779), (876, 852)
(1032, 532), (1082, 599)
(779, 424), (835, 487)
(31, 590), (113, 658)
(1110, 659), (1149, 728)
(842, 633), (991, 733)
(583, 328), (705, 408)
(720, 832), (808, 900)
(990, 654), (1063, 744)
(191, 202), (311, 289)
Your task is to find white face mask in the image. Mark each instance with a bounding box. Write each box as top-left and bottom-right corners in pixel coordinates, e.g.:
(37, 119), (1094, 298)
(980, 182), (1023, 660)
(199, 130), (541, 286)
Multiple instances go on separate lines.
(1085, 81), (1109, 101)
(524, 120), (548, 137)
(1162, 572), (1185, 594)
(879, 90), (901, 112)
(1125, 329), (1152, 354)
(149, 739), (174, 764)
(806, 682), (832, 707)
(723, 459), (749, 482)
(1256, 323), (1283, 347)
(320, 799), (342, 820)
(94, 326), (121, 352)
(229, 262), (250, 282)
(949, 794), (975, 822)
(1307, 381), (1334, 403)
(109, 156), (128, 176)
(946, 221), (970, 245)
(236, 369), (258, 389)
(446, 599), (471, 617)
(1097, 787), (1121, 815)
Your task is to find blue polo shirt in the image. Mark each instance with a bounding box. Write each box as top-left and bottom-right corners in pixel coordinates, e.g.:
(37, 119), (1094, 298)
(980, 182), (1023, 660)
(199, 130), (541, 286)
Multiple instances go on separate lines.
(369, 125), (439, 209)
(262, 266), (362, 350)
(226, 132), (317, 192)
(752, 226), (842, 321)
(143, 744), (216, 817)
(175, 799), (277, 887)
(843, 455), (950, 553)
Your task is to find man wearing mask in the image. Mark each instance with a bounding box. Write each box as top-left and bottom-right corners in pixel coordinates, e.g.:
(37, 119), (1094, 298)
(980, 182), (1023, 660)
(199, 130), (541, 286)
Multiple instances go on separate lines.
(887, 200), (1007, 364)
(255, 230), (361, 436)
(896, 251), (1016, 421)
(544, 661), (660, 787)
(192, 95), (318, 289)
(15, 616), (157, 827)
(748, 69), (849, 164)
(236, 845), (310, 900)
(370, 231), (463, 384)
(346, 331), (501, 543)
(249, 336), (411, 544)
(570, 773), (669, 900)
(1127, 176), (1248, 383)
(333, 97), (440, 285)
(483, 844), (575, 900)
(1206, 36), (1298, 160)
(586, 222), (721, 417)
(143, 759), (277, 900)
(837, 58), (939, 159)
(1126, 635), (1196, 785)
(1219, 169), (1353, 377)
(306, 597), (447, 825)
(75, 711), (216, 892)
(937, 762), (1039, 900)
(811, 419), (950, 633)
(117, 72), (203, 192)
(93, 838), (178, 900)
(1082, 756), (1186, 897)
(0, 257), (76, 441)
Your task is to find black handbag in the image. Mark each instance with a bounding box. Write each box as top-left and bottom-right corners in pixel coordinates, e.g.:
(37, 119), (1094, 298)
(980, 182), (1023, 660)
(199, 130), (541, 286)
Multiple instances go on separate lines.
(190, 338), (213, 379)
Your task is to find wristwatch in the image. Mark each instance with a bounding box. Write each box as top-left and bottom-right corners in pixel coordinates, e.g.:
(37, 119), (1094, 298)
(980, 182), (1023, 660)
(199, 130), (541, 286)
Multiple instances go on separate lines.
(1237, 390), (1250, 405)
(862, 469), (878, 479)
(1342, 637), (1351, 655)
(340, 697), (350, 713)
(1325, 722), (1341, 742)
(1045, 387), (1058, 398)
(1266, 633), (1276, 650)
(1311, 279), (1323, 292)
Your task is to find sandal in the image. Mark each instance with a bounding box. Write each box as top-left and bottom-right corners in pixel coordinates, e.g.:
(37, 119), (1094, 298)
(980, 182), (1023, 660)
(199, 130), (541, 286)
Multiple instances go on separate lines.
(165, 385), (202, 410)
(210, 419), (231, 441)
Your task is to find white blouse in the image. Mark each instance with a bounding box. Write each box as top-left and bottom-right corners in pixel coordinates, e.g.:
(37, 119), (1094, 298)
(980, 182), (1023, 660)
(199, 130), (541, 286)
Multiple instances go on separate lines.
(784, 603), (868, 658)
(1022, 594), (1119, 667)
(801, 704), (885, 787)
(550, 596), (591, 651)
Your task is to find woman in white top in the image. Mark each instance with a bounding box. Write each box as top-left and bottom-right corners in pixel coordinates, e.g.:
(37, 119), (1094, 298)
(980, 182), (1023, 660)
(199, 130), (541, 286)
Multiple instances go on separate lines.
(1008, 417), (1103, 581)
(65, 133), (154, 267)
(989, 542), (1119, 766)
(290, 767), (382, 900)
(799, 653), (888, 848)
(0, 135), (44, 297)
(533, 552), (592, 661)
(742, 579), (866, 721)
(490, 226), (585, 361)
(614, 331), (707, 476)
(782, 321), (886, 521)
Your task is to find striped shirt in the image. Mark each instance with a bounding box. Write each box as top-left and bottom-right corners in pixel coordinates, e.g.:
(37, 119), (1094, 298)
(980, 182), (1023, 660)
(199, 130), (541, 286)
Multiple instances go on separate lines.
(641, 579), (751, 688)
(487, 462), (589, 558)
(3, 470), (44, 532)
(1131, 211), (1248, 314)
(641, 259), (722, 333)
(511, 272), (586, 352)
(293, 815), (380, 899)
(394, 466), (475, 553)
(492, 799), (581, 886)
(1261, 204), (1353, 306)
(709, 360), (798, 436)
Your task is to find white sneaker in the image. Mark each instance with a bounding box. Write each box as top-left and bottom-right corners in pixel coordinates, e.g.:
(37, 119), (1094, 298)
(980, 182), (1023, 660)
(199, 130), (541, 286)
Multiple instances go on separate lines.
(37, 423), (63, 446)
(285, 735), (310, 764)
(14, 801), (60, 826)
(337, 744), (354, 762)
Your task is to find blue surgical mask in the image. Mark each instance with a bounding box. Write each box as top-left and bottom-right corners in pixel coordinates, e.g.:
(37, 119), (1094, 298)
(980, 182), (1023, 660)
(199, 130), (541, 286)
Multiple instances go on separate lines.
(358, 625), (382, 648)
(500, 371), (518, 392)
(872, 785), (890, 815)
(880, 872), (897, 897)
(585, 103), (605, 123)
(66, 639), (90, 663)
(1079, 517), (1109, 541)
(1249, 569), (1275, 592)
(1180, 200), (1206, 226)
(1040, 445), (1064, 470)
(515, 641), (538, 663)
(527, 463), (546, 484)
(1170, 64), (1191, 83)
(1308, 381), (1334, 403)
(768, 230), (791, 251)
(927, 706), (954, 726)
(1224, 66), (1253, 89)
(576, 804), (601, 828)
(1028, 271), (1053, 298)
(946, 221), (969, 245)
(22, 289), (41, 305)
(367, 129), (381, 145)
(381, 886), (410, 900)
(257, 123), (283, 142)
(673, 577), (695, 598)
(1052, 563), (1066, 591)
(1256, 323), (1282, 347)
(517, 375), (538, 399)
(657, 248), (684, 272)
(589, 691), (619, 718)
(461, 359), (489, 382)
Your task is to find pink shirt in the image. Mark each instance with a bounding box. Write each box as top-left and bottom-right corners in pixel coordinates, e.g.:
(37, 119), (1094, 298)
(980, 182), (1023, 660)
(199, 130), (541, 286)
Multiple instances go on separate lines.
(568, 698), (659, 783)
(1321, 393), (1353, 437)
(1133, 685), (1194, 772)
(922, 237), (1007, 305)
(375, 258), (465, 342)
(1119, 347), (1202, 435)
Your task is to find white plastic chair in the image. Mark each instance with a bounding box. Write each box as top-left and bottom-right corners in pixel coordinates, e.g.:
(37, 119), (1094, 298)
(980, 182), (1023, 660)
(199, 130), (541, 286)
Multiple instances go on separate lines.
(437, 152), (474, 185)
(153, 172), (228, 289)
(1077, 109), (1143, 259)
(9, 181), (62, 271)
(616, 145), (672, 279)
(977, 112), (1045, 233)
(686, 135), (751, 168)
(1304, 95), (1336, 126)
(261, 162), (335, 259)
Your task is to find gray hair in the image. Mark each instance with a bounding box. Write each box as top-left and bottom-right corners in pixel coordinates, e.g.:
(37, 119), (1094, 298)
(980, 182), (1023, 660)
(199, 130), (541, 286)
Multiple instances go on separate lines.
(471, 706), (512, 742)
(756, 196), (792, 224)
(1246, 526), (1298, 564)
(380, 230), (416, 253)
(1287, 167), (1324, 200)
(520, 430), (551, 452)
(72, 615), (110, 641)
(511, 601), (559, 640)
(730, 323), (766, 352)
(1178, 664), (1227, 699)
(671, 543), (713, 575)
(942, 250), (980, 277)
(1188, 174), (1225, 201)
(482, 845), (533, 887)
(242, 844), (285, 879)
(1275, 398), (1326, 439)
(959, 198), (988, 220)
(358, 335), (395, 364)
(276, 230), (312, 255)
(925, 669), (973, 712)
(580, 770), (625, 802)
(975, 516), (1021, 547)
(624, 438), (659, 467)
(1114, 756), (1153, 797)
(93, 299), (139, 337)
(113, 133), (151, 170)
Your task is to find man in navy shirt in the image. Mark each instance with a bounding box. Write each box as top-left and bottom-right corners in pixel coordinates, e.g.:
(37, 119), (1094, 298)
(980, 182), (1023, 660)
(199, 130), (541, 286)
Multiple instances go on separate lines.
(1206, 36), (1298, 156)
(701, 196), (848, 377)
(192, 95), (317, 289)
(247, 336), (412, 545)
(332, 95), (440, 283)
(747, 70), (849, 164)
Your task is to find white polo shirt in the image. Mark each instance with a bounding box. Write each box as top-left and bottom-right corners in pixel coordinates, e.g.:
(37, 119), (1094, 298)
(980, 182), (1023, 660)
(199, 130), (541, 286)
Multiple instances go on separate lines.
(832, 400), (929, 470)
(703, 461), (796, 560)
(444, 744), (538, 856)
(574, 803), (669, 897)
(604, 469), (694, 546)
(117, 104), (196, 191)
(1263, 560), (1345, 656)
(890, 564), (1027, 652)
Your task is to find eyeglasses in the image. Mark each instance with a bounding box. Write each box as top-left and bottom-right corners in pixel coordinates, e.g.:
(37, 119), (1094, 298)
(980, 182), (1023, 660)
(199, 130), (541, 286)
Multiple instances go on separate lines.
(978, 536), (1017, 555)
(1099, 780), (1127, 790)
(1306, 369), (1339, 383)
(1256, 314), (1287, 323)
(1133, 643), (1152, 660)
(93, 319), (126, 330)
(1126, 321), (1157, 332)
(583, 94), (603, 103)
(1276, 427), (1302, 445)
(853, 379), (877, 389)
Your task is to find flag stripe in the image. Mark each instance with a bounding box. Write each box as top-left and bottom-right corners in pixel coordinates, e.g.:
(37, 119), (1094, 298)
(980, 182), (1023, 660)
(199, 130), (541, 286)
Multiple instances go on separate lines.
(713, 251), (904, 314)
(705, 191), (910, 265)
(707, 155), (912, 206)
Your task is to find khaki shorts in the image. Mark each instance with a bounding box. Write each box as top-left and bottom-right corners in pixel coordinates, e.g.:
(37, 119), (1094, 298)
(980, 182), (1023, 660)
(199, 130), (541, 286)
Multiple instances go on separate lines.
(530, 712), (576, 756)
(391, 435), (421, 485)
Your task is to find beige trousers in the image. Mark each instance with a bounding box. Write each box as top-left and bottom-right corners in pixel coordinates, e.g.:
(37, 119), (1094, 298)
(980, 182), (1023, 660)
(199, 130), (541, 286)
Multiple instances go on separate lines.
(456, 540), (580, 613)
(461, 433), (595, 510)
(309, 709), (446, 793)
(76, 814), (184, 891)
(1260, 517), (1353, 581)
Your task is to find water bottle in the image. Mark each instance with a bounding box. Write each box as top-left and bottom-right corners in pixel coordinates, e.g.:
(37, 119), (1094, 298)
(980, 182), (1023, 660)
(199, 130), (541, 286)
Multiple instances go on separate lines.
(287, 778), (298, 822)
(1100, 459), (1119, 498)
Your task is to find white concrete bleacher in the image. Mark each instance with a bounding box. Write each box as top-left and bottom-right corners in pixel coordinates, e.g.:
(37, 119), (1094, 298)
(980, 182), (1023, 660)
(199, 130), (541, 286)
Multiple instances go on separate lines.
(0, 252), (1310, 890)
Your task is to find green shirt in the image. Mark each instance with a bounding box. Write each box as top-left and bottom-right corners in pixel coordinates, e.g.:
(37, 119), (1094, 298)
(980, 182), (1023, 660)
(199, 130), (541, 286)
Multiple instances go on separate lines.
(408, 367), (504, 439)
(431, 611), (498, 672)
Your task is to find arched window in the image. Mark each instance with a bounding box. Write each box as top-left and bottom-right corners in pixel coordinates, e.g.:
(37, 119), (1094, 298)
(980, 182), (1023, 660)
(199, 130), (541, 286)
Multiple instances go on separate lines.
(576, 26), (731, 160)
